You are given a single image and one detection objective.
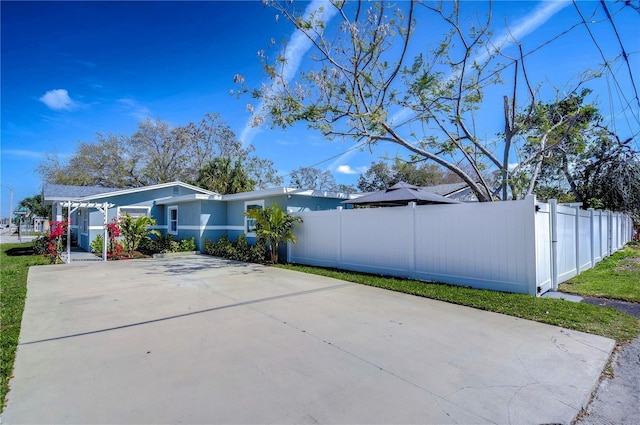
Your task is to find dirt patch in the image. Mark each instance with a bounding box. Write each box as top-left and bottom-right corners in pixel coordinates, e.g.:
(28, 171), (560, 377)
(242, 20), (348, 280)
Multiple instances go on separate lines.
(615, 256), (640, 272)
(581, 297), (640, 318)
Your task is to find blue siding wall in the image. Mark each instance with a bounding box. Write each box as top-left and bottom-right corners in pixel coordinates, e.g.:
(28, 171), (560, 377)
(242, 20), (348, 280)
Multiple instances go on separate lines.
(77, 186), (211, 252)
(287, 195), (344, 212)
(63, 184), (345, 256)
(159, 200), (228, 251)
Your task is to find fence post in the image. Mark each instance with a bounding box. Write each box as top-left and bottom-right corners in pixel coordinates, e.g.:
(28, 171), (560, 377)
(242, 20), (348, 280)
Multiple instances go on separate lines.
(410, 202), (417, 280)
(589, 208), (595, 269)
(597, 210), (603, 262)
(337, 207), (343, 269)
(608, 211), (613, 256)
(550, 199), (558, 291)
(574, 205), (581, 276)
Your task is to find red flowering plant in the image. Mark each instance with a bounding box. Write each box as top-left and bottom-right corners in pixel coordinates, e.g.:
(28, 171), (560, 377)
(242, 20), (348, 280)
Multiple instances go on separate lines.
(106, 218), (124, 259)
(44, 220), (70, 264)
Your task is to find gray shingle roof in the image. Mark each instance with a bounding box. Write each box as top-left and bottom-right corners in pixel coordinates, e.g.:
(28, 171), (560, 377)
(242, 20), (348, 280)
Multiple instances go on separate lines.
(43, 183), (121, 200)
(421, 182), (469, 196)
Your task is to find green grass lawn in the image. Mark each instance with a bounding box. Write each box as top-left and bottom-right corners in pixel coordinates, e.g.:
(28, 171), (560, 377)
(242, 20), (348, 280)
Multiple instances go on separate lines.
(559, 246), (640, 303)
(0, 243), (48, 413)
(279, 264), (640, 344)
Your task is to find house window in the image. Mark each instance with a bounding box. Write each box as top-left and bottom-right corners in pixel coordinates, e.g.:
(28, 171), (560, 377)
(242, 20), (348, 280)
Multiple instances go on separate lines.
(244, 200), (264, 235)
(118, 206), (150, 218)
(81, 209), (88, 235)
(168, 206), (178, 235)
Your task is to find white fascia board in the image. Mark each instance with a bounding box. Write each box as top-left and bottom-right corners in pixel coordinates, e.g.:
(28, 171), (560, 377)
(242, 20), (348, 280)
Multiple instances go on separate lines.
(77, 181), (219, 201)
(45, 196), (83, 204)
(221, 187), (289, 201)
(222, 187), (351, 201)
(154, 193), (223, 205)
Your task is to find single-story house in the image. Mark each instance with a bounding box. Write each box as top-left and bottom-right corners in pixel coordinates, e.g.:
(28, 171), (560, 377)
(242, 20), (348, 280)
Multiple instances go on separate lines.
(421, 183), (479, 202)
(43, 181), (352, 254)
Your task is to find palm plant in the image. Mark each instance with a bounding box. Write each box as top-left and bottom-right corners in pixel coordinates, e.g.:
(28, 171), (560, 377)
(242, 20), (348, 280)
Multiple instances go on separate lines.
(244, 202), (302, 264)
(119, 213), (160, 257)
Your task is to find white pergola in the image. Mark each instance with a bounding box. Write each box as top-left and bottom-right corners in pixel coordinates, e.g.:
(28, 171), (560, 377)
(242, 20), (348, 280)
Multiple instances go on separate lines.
(60, 201), (114, 263)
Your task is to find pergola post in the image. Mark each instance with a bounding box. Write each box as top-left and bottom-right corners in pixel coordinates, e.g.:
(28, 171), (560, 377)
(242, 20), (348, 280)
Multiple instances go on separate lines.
(66, 200), (71, 264)
(61, 201), (113, 263)
(103, 202), (108, 262)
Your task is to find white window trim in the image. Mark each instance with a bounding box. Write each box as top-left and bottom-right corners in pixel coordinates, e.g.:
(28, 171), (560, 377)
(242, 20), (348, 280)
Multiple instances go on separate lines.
(168, 206), (178, 235)
(117, 205), (151, 218)
(81, 208), (89, 236)
(244, 200), (264, 237)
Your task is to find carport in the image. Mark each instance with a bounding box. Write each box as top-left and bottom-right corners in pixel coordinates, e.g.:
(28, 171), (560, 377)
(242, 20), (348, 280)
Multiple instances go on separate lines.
(2, 256), (614, 424)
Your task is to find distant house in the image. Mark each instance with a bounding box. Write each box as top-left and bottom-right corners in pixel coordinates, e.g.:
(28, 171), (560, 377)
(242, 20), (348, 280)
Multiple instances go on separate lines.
(42, 182), (351, 254)
(421, 182), (479, 202)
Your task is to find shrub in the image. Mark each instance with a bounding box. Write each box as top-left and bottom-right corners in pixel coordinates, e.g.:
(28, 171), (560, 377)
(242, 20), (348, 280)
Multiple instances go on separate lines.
(42, 220), (69, 264)
(204, 234), (268, 264)
(90, 234), (104, 254)
(179, 237), (196, 252)
(32, 235), (49, 255)
(139, 234), (196, 254)
(90, 231), (123, 259)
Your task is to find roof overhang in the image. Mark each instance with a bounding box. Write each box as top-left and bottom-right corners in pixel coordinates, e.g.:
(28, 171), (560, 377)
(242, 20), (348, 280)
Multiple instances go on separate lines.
(154, 193), (223, 205)
(222, 187), (353, 201)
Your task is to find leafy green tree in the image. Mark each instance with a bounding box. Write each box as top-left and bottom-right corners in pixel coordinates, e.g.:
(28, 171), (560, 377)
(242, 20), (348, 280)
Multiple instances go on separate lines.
(37, 113), (282, 189)
(195, 157), (256, 194)
(357, 159), (449, 192)
(240, 1), (604, 202)
(118, 213), (160, 257)
(244, 202), (303, 264)
(357, 162), (395, 193)
(18, 194), (50, 220)
(508, 89), (600, 200)
(289, 166), (337, 191)
(573, 131), (640, 219)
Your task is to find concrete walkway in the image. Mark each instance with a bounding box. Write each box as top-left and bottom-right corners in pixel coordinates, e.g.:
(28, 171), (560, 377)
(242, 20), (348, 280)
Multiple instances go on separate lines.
(0, 230), (102, 262)
(2, 256), (615, 424)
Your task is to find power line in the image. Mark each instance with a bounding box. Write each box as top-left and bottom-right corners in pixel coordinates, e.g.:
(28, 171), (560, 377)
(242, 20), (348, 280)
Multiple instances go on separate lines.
(278, 139), (368, 180)
(572, 1), (640, 124)
(599, 0), (640, 111)
(287, 1), (640, 177)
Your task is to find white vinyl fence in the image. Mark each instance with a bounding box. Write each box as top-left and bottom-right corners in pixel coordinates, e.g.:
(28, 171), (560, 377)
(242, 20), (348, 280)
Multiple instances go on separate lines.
(288, 196), (633, 296)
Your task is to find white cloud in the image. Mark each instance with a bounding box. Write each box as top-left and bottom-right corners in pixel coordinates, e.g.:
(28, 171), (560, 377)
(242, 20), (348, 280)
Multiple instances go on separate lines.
(1, 149), (47, 159)
(336, 164), (368, 175)
(391, 1), (570, 125)
(117, 98), (151, 121)
(240, 0), (339, 146)
(39, 89), (75, 111)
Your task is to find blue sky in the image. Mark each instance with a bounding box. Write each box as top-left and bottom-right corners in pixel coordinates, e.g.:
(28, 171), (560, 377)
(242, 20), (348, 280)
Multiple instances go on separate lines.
(1, 0), (638, 219)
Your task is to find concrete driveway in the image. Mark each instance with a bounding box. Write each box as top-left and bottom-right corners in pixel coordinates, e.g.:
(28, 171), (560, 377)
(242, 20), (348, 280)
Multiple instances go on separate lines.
(3, 255), (614, 424)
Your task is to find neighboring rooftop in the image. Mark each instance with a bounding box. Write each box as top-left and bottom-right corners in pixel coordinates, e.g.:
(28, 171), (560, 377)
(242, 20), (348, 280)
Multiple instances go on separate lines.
(421, 182), (469, 196)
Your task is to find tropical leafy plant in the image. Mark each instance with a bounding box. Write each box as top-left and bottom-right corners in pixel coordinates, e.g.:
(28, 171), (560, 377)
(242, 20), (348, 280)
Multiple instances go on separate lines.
(118, 213), (160, 257)
(244, 202), (302, 264)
